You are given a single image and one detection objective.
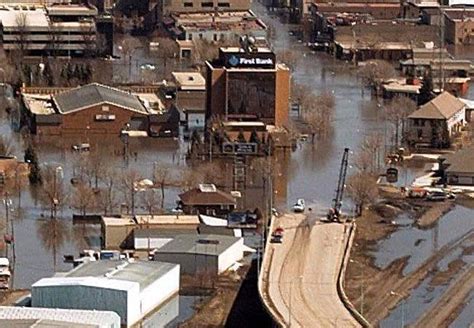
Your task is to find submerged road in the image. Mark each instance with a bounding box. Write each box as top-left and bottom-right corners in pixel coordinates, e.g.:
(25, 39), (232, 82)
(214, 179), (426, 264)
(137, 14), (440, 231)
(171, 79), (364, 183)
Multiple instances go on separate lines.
(260, 213), (361, 327)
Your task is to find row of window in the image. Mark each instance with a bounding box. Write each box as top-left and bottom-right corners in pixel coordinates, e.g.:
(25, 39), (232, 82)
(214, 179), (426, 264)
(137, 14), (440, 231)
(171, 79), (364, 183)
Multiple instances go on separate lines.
(183, 2), (230, 7)
(3, 40), (95, 45)
(187, 32), (225, 41)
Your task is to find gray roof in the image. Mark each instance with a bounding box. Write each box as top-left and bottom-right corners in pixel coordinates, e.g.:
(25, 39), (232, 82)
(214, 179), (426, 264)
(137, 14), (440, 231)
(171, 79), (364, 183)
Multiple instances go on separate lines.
(63, 260), (177, 292)
(0, 306), (120, 328)
(53, 83), (147, 114)
(445, 145), (474, 174)
(408, 91), (465, 120)
(154, 234), (241, 256)
(134, 228), (198, 239)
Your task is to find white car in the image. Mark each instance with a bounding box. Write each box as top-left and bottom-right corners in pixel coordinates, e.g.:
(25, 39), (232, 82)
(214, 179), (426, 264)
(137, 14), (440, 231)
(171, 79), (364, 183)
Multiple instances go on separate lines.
(292, 199), (305, 212)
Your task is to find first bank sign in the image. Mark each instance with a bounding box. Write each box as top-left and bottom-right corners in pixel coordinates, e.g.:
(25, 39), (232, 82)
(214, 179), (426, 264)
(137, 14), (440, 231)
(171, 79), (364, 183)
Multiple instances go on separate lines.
(228, 54), (274, 68)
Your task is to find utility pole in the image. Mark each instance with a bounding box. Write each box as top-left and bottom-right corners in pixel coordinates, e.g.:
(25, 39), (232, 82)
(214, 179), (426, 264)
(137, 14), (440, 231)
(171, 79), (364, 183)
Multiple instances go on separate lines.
(439, 6), (445, 92)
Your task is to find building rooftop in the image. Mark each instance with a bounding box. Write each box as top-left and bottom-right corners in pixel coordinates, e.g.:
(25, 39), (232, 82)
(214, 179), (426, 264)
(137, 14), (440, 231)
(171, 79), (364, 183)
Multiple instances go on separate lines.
(33, 260), (178, 292)
(154, 234), (242, 256)
(172, 10), (266, 32)
(179, 184), (236, 206)
(102, 215), (200, 227)
(445, 145), (474, 174)
(0, 306), (120, 328)
(0, 5), (49, 28)
(172, 72), (206, 91)
(22, 94), (56, 115)
(134, 228), (198, 239)
(408, 91), (465, 120)
(46, 4), (97, 16)
(382, 80), (421, 94)
(53, 83), (148, 115)
(134, 93), (165, 113)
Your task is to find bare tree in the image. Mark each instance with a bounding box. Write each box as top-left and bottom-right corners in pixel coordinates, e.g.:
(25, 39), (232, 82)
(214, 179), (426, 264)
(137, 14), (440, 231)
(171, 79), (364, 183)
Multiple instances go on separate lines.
(155, 37), (178, 77)
(36, 216), (68, 271)
(153, 163), (173, 209)
(15, 13), (29, 62)
(355, 133), (385, 174)
(346, 171), (379, 216)
(384, 96), (416, 147)
(139, 189), (161, 250)
(300, 90), (335, 143)
(121, 169), (141, 215)
(80, 22), (97, 57)
(47, 26), (63, 58)
(97, 168), (118, 216)
(39, 165), (67, 219)
(72, 182), (96, 217)
(120, 36), (142, 64)
(358, 60), (396, 96)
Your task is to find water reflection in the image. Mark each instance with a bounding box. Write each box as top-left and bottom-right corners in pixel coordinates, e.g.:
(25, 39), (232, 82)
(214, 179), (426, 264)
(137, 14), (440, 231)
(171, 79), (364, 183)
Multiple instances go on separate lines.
(36, 217), (69, 271)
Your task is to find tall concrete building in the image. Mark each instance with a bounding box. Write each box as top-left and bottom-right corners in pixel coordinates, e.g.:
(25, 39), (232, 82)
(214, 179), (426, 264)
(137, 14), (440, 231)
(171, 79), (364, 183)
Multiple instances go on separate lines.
(205, 46), (290, 128)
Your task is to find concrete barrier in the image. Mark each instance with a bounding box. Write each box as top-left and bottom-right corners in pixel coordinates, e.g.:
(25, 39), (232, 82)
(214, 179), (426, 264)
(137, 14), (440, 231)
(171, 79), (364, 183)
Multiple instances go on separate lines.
(337, 221), (372, 328)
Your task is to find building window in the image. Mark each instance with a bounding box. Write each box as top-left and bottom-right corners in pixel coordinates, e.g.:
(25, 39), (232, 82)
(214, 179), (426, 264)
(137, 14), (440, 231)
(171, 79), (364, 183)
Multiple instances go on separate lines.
(417, 129), (423, 138)
(201, 2), (213, 7)
(102, 105), (109, 112)
(184, 2), (193, 6)
(218, 2), (230, 7)
(199, 33), (203, 39)
(213, 33), (217, 41)
(188, 33), (193, 40)
(95, 114), (116, 121)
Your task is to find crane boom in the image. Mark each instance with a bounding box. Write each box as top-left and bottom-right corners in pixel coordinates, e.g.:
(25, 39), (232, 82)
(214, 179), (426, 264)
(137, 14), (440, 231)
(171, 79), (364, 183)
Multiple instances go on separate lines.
(328, 148), (349, 222)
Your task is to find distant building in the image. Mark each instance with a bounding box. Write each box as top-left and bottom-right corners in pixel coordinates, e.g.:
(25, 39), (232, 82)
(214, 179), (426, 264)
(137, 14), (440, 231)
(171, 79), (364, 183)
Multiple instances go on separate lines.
(172, 71), (206, 136)
(169, 11), (267, 43)
(101, 215), (200, 249)
(178, 184), (237, 216)
(32, 260), (180, 327)
(158, 0), (250, 17)
(206, 46), (290, 128)
(153, 234), (244, 275)
(443, 8), (474, 45)
(407, 91), (466, 148)
(444, 145), (474, 186)
(0, 306), (120, 328)
(21, 83), (178, 137)
(0, 3), (112, 56)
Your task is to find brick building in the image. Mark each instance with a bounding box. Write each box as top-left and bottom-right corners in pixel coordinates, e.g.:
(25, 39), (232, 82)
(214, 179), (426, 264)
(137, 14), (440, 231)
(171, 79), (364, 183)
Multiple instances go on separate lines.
(444, 8), (474, 45)
(21, 83), (175, 137)
(206, 46), (290, 128)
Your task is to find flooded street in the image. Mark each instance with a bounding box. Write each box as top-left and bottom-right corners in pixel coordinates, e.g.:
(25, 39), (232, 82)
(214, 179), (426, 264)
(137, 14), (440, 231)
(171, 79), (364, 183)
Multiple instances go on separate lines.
(0, 1), (472, 326)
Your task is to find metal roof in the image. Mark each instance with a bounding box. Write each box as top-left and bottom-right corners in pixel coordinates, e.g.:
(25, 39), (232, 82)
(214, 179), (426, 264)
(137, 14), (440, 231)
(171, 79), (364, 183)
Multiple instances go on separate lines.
(154, 234), (241, 256)
(0, 306), (120, 327)
(53, 83), (148, 115)
(445, 145), (474, 174)
(33, 260), (178, 292)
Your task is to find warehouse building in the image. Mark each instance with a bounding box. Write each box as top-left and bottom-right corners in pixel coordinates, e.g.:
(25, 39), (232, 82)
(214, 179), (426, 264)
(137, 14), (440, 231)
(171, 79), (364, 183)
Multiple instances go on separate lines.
(0, 306), (120, 328)
(153, 234), (244, 275)
(32, 260), (180, 327)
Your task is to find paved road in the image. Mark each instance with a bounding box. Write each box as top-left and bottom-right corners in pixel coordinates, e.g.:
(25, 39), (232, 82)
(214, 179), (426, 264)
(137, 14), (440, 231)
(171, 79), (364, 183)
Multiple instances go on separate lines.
(260, 213), (360, 327)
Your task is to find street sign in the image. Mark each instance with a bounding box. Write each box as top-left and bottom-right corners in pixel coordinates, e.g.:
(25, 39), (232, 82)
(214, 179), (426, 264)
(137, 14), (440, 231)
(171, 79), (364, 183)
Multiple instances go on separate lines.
(222, 142), (258, 155)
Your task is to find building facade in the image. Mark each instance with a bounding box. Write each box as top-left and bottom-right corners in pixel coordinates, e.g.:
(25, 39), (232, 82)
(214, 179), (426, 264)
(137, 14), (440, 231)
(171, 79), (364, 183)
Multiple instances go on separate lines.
(0, 4), (111, 56)
(206, 47), (290, 128)
(158, 0), (250, 17)
(444, 9), (474, 45)
(407, 91), (466, 148)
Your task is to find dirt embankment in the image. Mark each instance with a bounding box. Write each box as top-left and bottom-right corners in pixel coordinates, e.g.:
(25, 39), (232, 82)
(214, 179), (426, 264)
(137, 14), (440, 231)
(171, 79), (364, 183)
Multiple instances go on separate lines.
(344, 199), (472, 327)
(179, 263), (251, 328)
(415, 201), (454, 229)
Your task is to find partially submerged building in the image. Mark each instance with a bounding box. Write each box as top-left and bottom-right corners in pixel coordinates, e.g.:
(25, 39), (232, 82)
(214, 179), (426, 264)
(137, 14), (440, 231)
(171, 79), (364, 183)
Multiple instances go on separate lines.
(153, 234), (244, 275)
(0, 306), (120, 328)
(444, 145), (474, 186)
(178, 184), (237, 216)
(21, 83), (178, 137)
(407, 91), (466, 148)
(32, 260), (180, 327)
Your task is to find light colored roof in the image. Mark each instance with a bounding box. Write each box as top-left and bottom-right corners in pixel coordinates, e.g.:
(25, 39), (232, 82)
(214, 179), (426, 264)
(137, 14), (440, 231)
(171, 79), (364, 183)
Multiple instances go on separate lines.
(33, 260), (178, 292)
(179, 187), (236, 206)
(172, 72), (205, 91)
(102, 215), (200, 227)
(220, 47), (272, 53)
(0, 306), (120, 327)
(0, 6), (49, 28)
(134, 93), (165, 113)
(408, 91), (465, 120)
(382, 82), (421, 94)
(445, 145), (474, 174)
(53, 83), (148, 115)
(154, 234), (242, 256)
(22, 94), (56, 115)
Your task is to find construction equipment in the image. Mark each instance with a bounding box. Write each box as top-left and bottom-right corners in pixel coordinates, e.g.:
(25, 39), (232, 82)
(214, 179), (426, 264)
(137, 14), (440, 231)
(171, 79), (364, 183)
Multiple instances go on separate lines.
(327, 148), (349, 222)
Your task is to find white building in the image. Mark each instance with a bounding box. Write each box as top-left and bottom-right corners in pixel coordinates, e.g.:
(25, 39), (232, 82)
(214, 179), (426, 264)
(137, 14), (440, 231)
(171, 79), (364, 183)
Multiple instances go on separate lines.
(32, 260), (180, 327)
(0, 4), (98, 55)
(0, 306), (120, 328)
(153, 234), (244, 275)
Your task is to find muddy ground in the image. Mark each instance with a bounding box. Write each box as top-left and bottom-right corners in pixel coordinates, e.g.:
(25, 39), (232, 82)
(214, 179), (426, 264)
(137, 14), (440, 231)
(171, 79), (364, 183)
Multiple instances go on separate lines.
(344, 191), (473, 327)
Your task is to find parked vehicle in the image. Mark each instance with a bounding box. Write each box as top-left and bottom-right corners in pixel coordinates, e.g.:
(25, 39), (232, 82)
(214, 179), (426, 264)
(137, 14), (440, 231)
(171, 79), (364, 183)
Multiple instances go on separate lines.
(72, 143), (90, 152)
(406, 187), (427, 199)
(292, 199), (305, 212)
(271, 227), (284, 243)
(426, 189), (456, 201)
